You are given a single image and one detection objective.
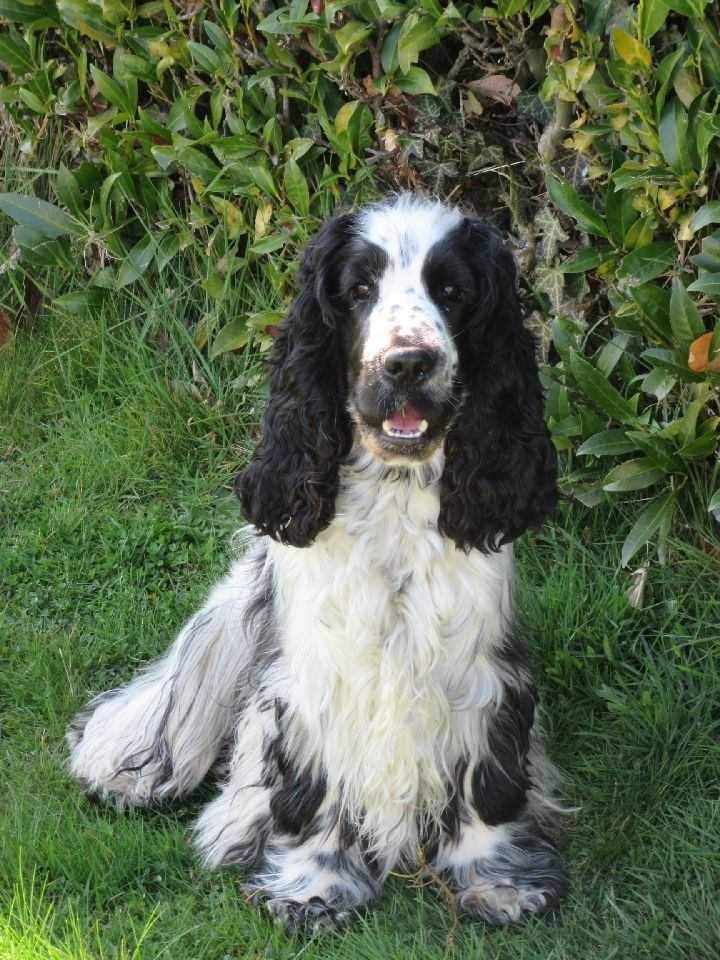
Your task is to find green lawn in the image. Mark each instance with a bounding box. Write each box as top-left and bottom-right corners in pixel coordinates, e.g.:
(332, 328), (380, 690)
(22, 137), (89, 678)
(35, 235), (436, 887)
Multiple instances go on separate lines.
(1, 298), (719, 959)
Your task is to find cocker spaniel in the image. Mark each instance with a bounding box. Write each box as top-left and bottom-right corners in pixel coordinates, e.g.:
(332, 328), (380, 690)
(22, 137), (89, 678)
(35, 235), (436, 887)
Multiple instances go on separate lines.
(67, 194), (566, 933)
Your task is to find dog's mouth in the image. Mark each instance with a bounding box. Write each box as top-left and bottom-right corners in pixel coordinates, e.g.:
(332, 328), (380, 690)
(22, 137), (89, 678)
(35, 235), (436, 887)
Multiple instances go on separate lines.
(381, 404), (429, 440)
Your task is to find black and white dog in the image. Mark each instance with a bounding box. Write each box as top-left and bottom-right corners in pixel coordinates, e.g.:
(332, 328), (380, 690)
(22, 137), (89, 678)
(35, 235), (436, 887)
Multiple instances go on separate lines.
(67, 195), (566, 932)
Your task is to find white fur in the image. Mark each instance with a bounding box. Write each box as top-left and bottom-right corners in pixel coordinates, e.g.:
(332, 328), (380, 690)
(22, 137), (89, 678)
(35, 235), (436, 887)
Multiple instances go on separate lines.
(356, 197), (461, 373)
(271, 449), (513, 861)
(67, 546), (267, 806)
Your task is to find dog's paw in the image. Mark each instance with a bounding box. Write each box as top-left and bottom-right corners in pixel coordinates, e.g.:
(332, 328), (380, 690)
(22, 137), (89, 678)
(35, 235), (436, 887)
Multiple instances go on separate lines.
(66, 691), (175, 808)
(457, 880), (557, 926)
(265, 896), (352, 934)
(450, 828), (567, 927)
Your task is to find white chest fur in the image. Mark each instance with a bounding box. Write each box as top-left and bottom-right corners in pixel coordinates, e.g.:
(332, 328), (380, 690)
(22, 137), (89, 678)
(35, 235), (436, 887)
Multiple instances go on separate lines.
(267, 450), (514, 851)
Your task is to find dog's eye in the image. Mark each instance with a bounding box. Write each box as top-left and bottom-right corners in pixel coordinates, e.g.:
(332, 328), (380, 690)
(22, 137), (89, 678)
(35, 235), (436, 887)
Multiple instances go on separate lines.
(350, 282), (372, 303)
(440, 283), (460, 303)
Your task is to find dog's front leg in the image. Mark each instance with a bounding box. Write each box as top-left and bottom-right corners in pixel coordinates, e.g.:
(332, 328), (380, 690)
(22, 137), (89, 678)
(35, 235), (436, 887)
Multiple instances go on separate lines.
(434, 812), (566, 926)
(433, 677), (567, 925)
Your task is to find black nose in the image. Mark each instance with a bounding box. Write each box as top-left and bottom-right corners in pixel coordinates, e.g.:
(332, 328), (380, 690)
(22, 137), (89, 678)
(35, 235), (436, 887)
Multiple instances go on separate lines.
(383, 348), (439, 384)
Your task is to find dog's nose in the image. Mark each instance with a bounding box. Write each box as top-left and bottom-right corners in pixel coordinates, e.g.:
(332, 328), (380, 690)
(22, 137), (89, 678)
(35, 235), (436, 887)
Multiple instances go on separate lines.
(383, 348), (439, 384)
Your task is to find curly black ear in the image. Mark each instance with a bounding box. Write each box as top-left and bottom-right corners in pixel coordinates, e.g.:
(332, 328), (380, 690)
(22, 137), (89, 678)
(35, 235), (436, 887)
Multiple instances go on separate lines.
(236, 215), (356, 547)
(439, 220), (558, 552)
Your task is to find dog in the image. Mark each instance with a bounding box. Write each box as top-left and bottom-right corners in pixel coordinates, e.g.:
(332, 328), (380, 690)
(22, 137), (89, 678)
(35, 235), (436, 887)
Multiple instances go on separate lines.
(67, 194), (566, 933)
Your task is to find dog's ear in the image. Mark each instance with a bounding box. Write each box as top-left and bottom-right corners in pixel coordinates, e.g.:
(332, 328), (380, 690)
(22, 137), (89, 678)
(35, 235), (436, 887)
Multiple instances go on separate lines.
(236, 214), (355, 547)
(439, 219), (558, 552)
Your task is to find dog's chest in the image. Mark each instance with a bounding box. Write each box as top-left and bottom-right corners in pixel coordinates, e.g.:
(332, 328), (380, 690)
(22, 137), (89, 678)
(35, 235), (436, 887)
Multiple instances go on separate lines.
(268, 464), (513, 839)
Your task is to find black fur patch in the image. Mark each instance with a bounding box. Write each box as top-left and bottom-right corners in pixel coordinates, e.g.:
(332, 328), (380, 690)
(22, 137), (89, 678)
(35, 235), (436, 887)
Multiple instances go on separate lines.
(269, 745), (327, 837)
(471, 676), (537, 826)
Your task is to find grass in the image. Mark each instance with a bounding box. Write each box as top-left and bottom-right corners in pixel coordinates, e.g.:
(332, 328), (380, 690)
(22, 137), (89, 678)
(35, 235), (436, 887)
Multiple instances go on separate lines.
(1, 280), (720, 960)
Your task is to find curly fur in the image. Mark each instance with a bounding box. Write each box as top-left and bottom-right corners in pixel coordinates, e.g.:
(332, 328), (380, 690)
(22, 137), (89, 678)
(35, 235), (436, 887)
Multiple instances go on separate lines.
(237, 216), (355, 546)
(438, 220), (558, 551)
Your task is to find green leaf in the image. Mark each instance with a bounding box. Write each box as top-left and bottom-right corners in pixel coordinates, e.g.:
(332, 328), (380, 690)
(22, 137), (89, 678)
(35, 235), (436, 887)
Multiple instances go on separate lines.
(659, 98), (692, 174)
(283, 159), (310, 217)
(395, 66), (436, 95)
(0, 0), (59, 23)
(90, 65), (132, 114)
(188, 42), (221, 74)
(334, 20), (371, 56)
(689, 202), (720, 233)
(642, 347), (707, 382)
(670, 277), (704, 342)
(630, 283), (673, 341)
(568, 351), (638, 425)
(546, 175), (609, 239)
(619, 241), (675, 283)
(621, 490), (675, 567)
(210, 317), (250, 358)
(0, 192), (80, 238)
(54, 289), (108, 314)
(203, 270), (225, 299)
(250, 233), (289, 255)
(688, 274), (720, 298)
(611, 27), (651, 69)
(709, 489), (720, 512)
(248, 165), (279, 199)
(0, 32), (33, 71)
(55, 165), (82, 217)
(577, 430), (641, 457)
(18, 87), (47, 113)
(204, 21), (232, 55)
(497, 0), (530, 13)
(606, 184), (639, 248)
(178, 146), (222, 184)
(603, 458), (665, 493)
(559, 247), (613, 273)
(668, 0), (708, 16)
(116, 235), (155, 288)
(638, 0), (669, 41)
(397, 14), (440, 75)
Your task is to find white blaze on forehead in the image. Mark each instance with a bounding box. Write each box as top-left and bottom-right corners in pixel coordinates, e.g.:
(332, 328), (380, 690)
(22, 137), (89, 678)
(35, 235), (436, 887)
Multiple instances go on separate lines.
(356, 195), (463, 365)
(358, 194), (464, 265)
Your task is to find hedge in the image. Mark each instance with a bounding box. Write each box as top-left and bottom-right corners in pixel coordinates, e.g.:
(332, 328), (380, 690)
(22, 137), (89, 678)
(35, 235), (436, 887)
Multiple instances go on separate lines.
(1, 0), (719, 563)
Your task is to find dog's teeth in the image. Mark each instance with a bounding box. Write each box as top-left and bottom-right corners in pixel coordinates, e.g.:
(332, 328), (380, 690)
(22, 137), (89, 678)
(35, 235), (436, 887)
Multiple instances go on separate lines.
(381, 418), (429, 439)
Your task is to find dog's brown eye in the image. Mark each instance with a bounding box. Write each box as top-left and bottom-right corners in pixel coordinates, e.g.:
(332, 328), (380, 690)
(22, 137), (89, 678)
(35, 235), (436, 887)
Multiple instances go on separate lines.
(351, 283), (371, 302)
(441, 283), (459, 302)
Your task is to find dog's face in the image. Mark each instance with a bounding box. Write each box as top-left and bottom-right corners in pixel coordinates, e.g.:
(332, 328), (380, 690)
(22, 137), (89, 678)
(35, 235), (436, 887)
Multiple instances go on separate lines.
(335, 201), (467, 463)
(238, 194), (558, 550)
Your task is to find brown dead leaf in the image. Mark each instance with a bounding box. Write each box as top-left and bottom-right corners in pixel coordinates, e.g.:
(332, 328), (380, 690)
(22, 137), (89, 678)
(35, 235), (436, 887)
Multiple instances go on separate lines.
(0, 310), (11, 349)
(688, 332), (720, 373)
(24, 276), (42, 316)
(381, 128), (399, 153)
(468, 75), (520, 106)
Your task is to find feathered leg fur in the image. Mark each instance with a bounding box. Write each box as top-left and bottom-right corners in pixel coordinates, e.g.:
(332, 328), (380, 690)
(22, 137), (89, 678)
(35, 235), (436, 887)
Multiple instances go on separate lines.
(67, 544), (270, 807)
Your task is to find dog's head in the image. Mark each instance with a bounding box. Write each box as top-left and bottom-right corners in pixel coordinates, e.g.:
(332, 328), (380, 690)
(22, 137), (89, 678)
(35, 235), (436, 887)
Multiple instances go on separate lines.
(238, 195), (557, 551)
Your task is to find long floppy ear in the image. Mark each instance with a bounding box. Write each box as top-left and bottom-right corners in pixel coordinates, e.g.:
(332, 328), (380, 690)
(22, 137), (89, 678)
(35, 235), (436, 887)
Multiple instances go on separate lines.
(236, 215), (356, 547)
(439, 220), (558, 552)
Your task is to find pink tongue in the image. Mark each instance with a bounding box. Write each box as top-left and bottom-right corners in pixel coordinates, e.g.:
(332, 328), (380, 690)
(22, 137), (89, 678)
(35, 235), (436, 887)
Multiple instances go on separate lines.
(388, 404), (422, 430)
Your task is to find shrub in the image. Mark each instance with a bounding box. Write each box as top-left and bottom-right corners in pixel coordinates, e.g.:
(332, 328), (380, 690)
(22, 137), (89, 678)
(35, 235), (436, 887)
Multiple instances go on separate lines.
(539, 1), (720, 563)
(0, 0), (719, 562)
